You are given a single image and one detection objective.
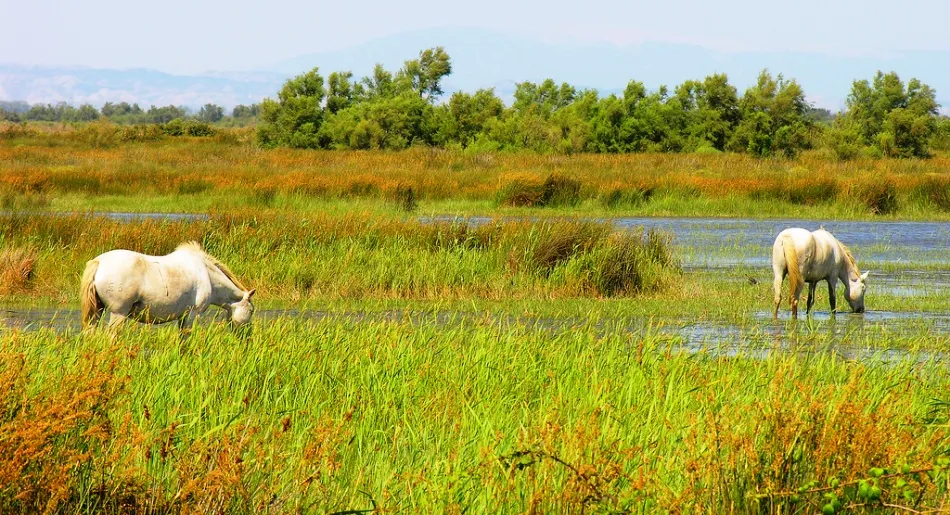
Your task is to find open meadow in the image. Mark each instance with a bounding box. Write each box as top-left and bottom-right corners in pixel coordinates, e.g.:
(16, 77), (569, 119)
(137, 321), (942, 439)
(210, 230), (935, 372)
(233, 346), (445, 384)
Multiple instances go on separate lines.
(4, 126), (950, 512)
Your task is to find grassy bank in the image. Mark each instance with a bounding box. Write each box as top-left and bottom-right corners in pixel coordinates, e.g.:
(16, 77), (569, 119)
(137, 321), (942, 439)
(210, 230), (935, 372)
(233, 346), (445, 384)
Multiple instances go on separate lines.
(3, 319), (949, 513)
(4, 124), (950, 220)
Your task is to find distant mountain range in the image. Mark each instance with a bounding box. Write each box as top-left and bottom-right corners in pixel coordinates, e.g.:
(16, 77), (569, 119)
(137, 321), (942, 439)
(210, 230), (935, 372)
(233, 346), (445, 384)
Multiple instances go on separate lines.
(2, 27), (948, 112)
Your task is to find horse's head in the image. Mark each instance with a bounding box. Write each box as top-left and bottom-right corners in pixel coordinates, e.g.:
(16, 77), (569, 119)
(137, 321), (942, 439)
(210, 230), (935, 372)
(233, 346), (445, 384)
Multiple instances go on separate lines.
(846, 271), (869, 313)
(227, 289), (256, 327)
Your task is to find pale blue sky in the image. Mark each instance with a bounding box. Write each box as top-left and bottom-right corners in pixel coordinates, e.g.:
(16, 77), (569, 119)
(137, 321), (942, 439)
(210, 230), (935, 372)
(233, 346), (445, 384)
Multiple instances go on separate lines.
(2, 0), (949, 73)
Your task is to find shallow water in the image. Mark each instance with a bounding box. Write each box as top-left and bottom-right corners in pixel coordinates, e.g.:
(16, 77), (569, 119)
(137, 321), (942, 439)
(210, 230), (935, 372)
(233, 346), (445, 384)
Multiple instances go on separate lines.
(4, 214), (950, 361)
(423, 215), (950, 267)
(3, 306), (945, 364)
(1, 211), (209, 222)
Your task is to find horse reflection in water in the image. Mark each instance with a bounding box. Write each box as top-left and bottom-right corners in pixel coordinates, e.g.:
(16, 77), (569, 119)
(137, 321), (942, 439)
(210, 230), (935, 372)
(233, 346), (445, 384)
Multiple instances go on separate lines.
(772, 228), (868, 319)
(80, 242), (255, 336)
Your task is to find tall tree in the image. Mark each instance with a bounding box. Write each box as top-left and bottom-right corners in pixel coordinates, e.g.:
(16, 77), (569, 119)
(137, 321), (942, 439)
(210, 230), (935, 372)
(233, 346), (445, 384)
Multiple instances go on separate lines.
(257, 68), (327, 148)
(728, 70), (811, 157)
(843, 71), (939, 157)
(326, 71), (355, 114)
(197, 103), (224, 123)
(399, 47), (452, 100)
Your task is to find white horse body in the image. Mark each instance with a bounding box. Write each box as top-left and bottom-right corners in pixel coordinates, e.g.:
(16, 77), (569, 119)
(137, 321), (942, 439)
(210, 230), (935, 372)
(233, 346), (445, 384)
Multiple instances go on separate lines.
(81, 242), (255, 332)
(772, 228), (868, 318)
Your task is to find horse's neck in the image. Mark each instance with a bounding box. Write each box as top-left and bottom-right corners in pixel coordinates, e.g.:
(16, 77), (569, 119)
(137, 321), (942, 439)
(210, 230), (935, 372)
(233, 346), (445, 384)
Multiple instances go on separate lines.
(206, 262), (243, 304)
(837, 244), (859, 282)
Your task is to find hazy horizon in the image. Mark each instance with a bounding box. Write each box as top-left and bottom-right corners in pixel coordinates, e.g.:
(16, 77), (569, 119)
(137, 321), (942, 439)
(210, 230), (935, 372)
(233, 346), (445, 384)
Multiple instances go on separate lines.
(3, 0), (949, 74)
(2, 0), (949, 111)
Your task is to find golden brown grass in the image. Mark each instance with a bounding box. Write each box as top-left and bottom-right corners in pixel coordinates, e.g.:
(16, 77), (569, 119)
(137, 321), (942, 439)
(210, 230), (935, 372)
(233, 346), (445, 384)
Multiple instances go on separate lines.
(4, 123), (950, 213)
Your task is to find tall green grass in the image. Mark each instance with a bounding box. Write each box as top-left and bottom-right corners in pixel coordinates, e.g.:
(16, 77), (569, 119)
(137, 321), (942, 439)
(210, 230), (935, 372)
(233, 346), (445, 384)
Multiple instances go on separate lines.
(2, 319), (949, 512)
(0, 214), (679, 302)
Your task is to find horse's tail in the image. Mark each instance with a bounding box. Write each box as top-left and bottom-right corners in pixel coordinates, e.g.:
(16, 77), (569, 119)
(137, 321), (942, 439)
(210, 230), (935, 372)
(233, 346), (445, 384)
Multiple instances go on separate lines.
(80, 259), (104, 328)
(780, 234), (803, 294)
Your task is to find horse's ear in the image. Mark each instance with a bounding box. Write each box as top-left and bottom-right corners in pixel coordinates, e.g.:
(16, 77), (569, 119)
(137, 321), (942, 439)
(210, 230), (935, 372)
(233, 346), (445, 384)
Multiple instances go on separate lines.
(246, 288), (256, 299)
(860, 271), (869, 281)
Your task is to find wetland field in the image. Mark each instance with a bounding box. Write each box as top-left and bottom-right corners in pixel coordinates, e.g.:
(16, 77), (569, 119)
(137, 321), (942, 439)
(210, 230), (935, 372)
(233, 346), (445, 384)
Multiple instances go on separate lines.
(4, 126), (950, 512)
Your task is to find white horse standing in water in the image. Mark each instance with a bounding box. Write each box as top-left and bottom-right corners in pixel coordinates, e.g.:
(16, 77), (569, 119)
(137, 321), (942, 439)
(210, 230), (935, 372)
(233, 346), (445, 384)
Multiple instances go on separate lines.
(772, 228), (868, 319)
(80, 242), (255, 334)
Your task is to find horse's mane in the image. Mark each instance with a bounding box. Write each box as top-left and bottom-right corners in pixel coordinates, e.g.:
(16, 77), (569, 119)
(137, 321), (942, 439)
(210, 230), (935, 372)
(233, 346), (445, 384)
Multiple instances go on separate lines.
(176, 241), (247, 290)
(838, 241), (861, 274)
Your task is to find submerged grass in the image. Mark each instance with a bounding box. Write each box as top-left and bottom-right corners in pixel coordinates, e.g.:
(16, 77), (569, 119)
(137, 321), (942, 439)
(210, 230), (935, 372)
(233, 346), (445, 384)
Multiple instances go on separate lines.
(2, 319), (949, 512)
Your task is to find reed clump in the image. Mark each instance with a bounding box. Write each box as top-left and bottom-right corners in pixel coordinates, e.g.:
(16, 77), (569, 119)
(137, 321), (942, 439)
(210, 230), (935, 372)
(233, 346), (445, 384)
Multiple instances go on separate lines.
(856, 179), (900, 215)
(521, 220), (610, 272)
(914, 176), (950, 211)
(0, 247), (39, 294)
(497, 173), (583, 207)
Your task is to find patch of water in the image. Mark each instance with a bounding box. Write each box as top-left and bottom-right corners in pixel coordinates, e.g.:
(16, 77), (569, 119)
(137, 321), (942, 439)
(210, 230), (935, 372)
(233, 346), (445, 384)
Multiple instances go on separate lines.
(0, 211), (208, 222)
(423, 215), (950, 267)
(3, 307), (945, 364)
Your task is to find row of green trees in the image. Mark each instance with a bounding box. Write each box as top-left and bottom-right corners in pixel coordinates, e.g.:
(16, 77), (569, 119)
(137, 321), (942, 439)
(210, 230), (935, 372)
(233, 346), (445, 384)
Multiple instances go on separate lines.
(258, 47), (947, 158)
(2, 47), (946, 158)
(0, 101), (261, 125)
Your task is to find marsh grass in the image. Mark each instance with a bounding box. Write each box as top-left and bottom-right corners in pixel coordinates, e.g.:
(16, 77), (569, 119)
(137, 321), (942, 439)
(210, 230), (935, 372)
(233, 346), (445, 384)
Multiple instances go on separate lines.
(914, 177), (950, 211)
(0, 247), (38, 294)
(5, 126), (950, 218)
(600, 186), (654, 210)
(856, 179), (900, 215)
(497, 174), (583, 207)
(2, 319), (949, 512)
(521, 220), (609, 272)
(0, 213), (678, 301)
(386, 183), (417, 213)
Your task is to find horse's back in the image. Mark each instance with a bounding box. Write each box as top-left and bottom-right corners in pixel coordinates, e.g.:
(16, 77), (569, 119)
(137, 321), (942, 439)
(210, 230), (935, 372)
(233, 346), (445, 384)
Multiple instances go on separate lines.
(810, 229), (841, 251)
(91, 249), (206, 321)
(93, 249), (150, 281)
(772, 228), (812, 265)
(772, 227), (843, 281)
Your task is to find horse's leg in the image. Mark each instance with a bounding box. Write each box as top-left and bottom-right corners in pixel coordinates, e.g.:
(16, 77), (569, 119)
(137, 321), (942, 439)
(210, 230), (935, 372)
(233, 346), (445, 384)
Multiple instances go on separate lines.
(108, 312), (129, 328)
(177, 305), (207, 341)
(773, 270), (785, 319)
(806, 282), (817, 314)
(106, 312), (130, 342)
(827, 280), (837, 314)
(178, 311), (197, 340)
(790, 278), (802, 319)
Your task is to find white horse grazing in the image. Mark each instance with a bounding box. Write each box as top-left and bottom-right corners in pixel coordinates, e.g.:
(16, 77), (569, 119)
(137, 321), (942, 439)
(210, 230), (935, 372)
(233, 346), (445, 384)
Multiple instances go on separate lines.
(772, 228), (868, 319)
(80, 242), (255, 334)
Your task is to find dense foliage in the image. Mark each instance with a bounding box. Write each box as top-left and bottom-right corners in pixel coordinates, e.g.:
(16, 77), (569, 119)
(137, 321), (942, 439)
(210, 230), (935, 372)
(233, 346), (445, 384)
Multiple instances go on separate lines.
(257, 48), (944, 158)
(2, 47), (946, 158)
